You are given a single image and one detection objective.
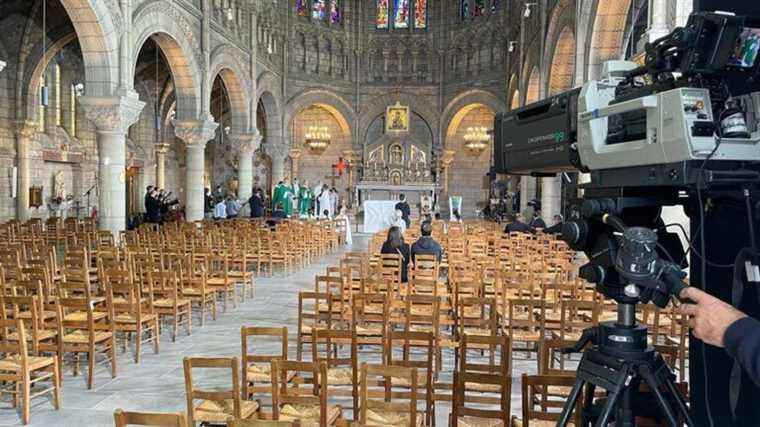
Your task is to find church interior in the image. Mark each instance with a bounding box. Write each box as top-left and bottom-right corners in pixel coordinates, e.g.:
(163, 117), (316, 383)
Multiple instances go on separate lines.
(0, 0), (754, 425)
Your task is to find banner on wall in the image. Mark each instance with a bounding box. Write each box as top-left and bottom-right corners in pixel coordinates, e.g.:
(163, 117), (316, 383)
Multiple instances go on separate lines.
(449, 196), (462, 220)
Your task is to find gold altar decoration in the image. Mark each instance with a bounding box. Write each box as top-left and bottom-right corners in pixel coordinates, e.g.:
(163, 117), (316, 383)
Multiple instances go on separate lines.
(385, 102), (409, 134)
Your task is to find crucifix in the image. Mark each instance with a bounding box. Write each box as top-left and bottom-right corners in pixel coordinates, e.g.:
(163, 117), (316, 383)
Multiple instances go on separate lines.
(324, 166), (340, 188)
(325, 158), (348, 188)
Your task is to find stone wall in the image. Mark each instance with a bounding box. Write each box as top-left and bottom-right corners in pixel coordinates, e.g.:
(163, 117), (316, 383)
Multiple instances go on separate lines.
(448, 106), (494, 217)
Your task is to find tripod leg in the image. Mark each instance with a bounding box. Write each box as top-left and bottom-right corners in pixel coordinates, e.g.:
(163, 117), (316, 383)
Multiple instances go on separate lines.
(558, 377), (587, 427)
(663, 372), (696, 427)
(639, 365), (679, 427)
(595, 369), (629, 427)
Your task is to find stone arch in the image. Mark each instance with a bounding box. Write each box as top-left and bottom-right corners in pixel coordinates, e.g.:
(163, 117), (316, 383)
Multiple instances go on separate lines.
(22, 32), (78, 121)
(547, 27), (576, 95)
(524, 66), (540, 105)
(520, 37), (541, 105)
(441, 90), (506, 149)
(585, 0), (633, 79)
(209, 45), (252, 134)
(256, 70), (284, 146)
(132, 1), (204, 121)
(359, 92), (439, 149)
(507, 74), (520, 110)
(59, 0), (121, 97)
(283, 89), (357, 149)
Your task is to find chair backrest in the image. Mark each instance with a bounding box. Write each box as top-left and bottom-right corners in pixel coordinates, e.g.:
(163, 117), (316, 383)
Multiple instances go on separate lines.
(0, 318), (28, 367)
(183, 357), (242, 424)
(113, 409), (188, 427)
(538, 339), (577, 376)
(359, 363), (419, 427)
(451, 334), (511, 425)
(520, 374), (581, 425)
(312, 328), (357, 378)
(297, 292), (332, 334)
(104, 268), (142, 320)
(385, 330), (434, 387)
(271, 359), (327, 425)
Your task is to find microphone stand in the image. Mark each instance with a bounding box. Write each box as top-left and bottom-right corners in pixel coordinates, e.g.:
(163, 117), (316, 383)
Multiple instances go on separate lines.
(83, 184), (96, 219)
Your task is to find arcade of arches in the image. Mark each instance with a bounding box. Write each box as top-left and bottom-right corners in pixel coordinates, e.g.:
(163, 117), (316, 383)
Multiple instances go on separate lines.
(0, 0), (699, 425)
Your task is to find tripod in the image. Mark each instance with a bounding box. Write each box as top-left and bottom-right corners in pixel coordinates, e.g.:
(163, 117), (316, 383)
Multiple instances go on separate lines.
(557, 303), (695, 427)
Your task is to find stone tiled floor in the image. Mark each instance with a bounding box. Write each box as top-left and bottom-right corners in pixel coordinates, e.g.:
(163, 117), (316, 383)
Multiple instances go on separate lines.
(11, 234), (543, 426)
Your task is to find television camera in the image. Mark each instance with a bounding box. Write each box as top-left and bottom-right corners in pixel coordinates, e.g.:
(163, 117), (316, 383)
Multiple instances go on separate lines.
(494, 11), (760, 426)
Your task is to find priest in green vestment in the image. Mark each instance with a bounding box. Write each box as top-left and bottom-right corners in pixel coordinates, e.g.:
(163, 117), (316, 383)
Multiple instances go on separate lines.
(272, 180), (295, 217)
(298, 180), (313, 217)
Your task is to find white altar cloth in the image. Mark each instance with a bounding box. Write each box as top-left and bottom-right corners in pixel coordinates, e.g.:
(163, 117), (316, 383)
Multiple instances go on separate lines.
(362, 200), (398, 233)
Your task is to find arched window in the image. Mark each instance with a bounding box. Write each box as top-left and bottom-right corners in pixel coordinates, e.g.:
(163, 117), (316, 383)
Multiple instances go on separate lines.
(297, 0), (342, 24)
(38, 75), (46, 132)
(376, 0), (427, 30)
(55, 64), (61, 127)
(70, 84), (77, 137)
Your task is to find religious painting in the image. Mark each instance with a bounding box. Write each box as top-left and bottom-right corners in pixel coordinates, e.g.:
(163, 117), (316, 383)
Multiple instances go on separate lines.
(472, 0), (486, 16)
(414, 0), (427, 29)
(29, 186), (43, 209)
(390, 170), (402, 185)
(312, 0), (327, 20)
(385, 102), (410, 133)
(368, 146), (384, 164)
(393, 0), (409, 29)
(389, 144), (404, 165)
(410, 145), (426, 167)
(296, 0), (309, 17)
(376, 0), (389, 29)
(329, 0), (341, 24)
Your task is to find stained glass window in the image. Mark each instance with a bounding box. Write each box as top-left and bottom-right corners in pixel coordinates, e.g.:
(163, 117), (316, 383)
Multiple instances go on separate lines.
(473, 0), (486, 16)
(393, 0), (409, 29)
(330, 0), (341, 23)
(312, 0), (326, 20)
(461, 0), (499, 20)
(460, 0), (470, 20)
(376, 0), (389, 29)
(296, 0), (309, 17)
(414, 0), (427, 29)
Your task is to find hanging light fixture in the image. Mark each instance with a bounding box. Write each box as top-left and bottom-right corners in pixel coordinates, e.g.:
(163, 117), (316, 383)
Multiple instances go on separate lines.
(40, 0), (48, 107)
(463, 126), (491, 155)
(304, 125), (331, 154)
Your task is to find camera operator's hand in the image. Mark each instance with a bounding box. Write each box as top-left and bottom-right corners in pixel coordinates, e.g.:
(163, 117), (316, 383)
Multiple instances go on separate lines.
(679, 287), (747, 347)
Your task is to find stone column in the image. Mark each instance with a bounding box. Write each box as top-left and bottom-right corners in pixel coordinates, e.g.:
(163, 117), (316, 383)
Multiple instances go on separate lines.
(540, 176), (561, 222)
(441, 150), (456, 194)
(289, 148), (302, 179)
(266, 144), (290, 191)
(342, 149), (360, 209)
(79, 93), (146, 237)
(646, 0), (671, 42)
(15, 121), (37, 221)
(155, 143), (170, 189)
(520, 177), (537, 214)
(175, 119), (218, 222)
(229, 130), (261, 201)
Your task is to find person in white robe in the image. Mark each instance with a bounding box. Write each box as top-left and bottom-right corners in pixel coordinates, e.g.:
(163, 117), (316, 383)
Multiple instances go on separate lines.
(313, 181), (324, 217)
(336, 206), (353, 246)
(318, 184), (333, 218)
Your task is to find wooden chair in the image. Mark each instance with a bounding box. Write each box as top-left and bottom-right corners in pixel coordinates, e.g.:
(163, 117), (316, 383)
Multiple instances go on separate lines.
(104, 268), (159, 362)
(113, 409), (187, 427)
(183, 356), (259, 426)
(57, 297), (116, 389)
(230, 420), (300, 427)
(1, 295), (62, 377)
(207, 253), (237, 312)
(511, 374), (581, 426)
(552, 300), (599, 343)
(0, 318), (61, 424)
(311, 328), (359, 416)
(297, 292), (333, 361)
(150, 270), (192, 341)
(181, 268), (217, 327)
(241, 326), (291, 402)
(451, 334), (511, 427)
(384, 330), (435, 426)
(271, 359), (341, 426)
(507, 299), (547, 357)
(351, 294), (388, 349)
(358, 364), (422, 427)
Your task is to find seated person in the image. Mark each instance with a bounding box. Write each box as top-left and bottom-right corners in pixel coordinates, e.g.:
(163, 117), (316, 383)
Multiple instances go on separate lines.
(380, 226), (410, 283)
(213, 198), (227, 220)
(544, 214), (564, 234)
(411, 221), (443, 263)
(504, 213), (535, 234)
(530, 210), (547, 229)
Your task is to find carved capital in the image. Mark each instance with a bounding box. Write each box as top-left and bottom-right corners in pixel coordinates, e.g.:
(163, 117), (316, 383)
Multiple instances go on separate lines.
(228, 131), (260, 154)
(289, 148), (302, 161)
(155, 143), (170, 156)
(442, 150), (456, 167)
(265, 143), (291, 162)
(15, 120), (37, 138)
(78, 93), (145, 134)
(341, 149), (360, 164)
(174, 118), (218, 148)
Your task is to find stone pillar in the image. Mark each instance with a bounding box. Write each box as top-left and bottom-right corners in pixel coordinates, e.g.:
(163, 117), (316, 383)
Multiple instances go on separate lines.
(289, 148), (302, 179)
(79, 93), (145, 237)
(15, 121), (37, 221)
(540, 176), (561, 222)
(342, 149), (359, 208)
(266, 144), (290, 191)
(646, 0), (671, 42)
(229, 131), (261, 201)
(175, 119), (218, 222)
(520, 177), (537, 214)
(155, 143), (170, 189)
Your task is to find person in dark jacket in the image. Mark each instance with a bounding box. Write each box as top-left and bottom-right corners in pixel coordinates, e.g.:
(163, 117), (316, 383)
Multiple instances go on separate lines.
(544, 214), (564, 234)
(504, 213), (535, 234)
(249, 189), (264, 218)
(380, 226), (410, 283)
(679, 286), (760, 386)
(411, 221), (443, 263)
(395, 194), (411, 228)
(530, 210), (547, 229)
(144, 185), (153, 213)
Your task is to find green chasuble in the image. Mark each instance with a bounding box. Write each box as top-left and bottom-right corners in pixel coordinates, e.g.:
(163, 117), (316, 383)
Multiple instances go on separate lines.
(272, 183), (289, 215)
(281, 185), (294, 217)
(298, 186), (313, 216)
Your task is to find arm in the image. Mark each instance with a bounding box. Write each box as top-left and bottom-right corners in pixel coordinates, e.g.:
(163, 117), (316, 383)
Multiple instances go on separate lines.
(724, 317), (760, 386)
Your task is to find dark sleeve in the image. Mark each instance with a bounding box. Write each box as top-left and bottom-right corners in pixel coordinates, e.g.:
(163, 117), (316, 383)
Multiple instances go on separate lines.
(724, 316), (760, 386)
